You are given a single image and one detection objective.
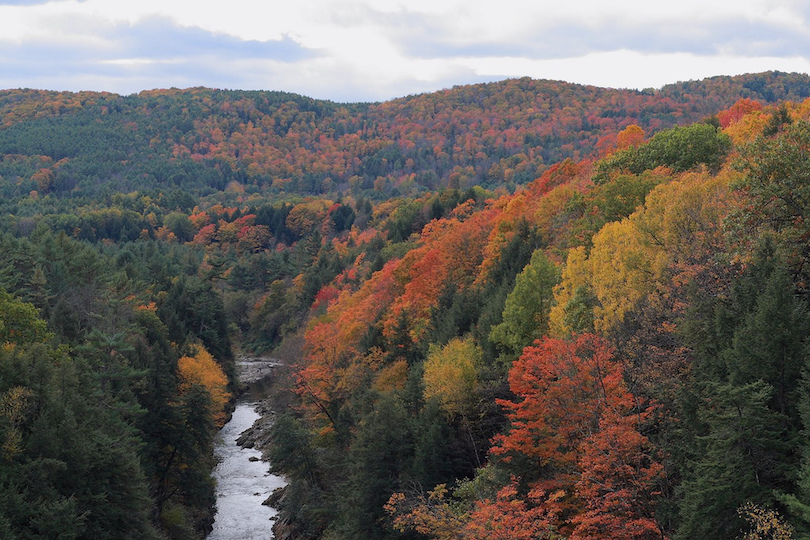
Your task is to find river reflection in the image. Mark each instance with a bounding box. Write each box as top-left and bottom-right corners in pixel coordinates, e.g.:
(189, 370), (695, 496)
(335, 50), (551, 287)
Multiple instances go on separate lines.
(208, 403), (286, 540)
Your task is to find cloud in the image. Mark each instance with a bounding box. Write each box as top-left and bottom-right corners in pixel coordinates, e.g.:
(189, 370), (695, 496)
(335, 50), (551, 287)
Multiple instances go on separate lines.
(115, 17), (316, 62)
(0, 0), (807, 101)
(388, 4), (810, 60)
(0, 13), (320, 94)
(0, 0), (66, 4)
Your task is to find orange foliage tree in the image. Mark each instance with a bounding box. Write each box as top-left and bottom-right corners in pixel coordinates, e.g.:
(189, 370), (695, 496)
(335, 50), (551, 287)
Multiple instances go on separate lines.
(177, 344), (231, 426)
(298, 259), (402, 431)
(616, 124), (645, 150)
(383, 203), (498, 344)
(465, 481), (559, 539)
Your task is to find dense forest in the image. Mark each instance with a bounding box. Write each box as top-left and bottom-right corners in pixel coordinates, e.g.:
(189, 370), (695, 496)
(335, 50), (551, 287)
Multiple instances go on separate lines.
(2, 71), (810, 539)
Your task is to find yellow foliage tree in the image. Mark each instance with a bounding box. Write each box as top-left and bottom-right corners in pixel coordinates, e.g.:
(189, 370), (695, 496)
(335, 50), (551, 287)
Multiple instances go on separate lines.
(724, 110), (769, 145)
(0, 386), (33, 460)
(549, 246), (591, 337)
(385, 485), (471, 540)
(550, 171), (733, 337)
(589, 218), (659, 334)
(423, 336), (481, 419)
(738, 502), (794, 540)
(177, 344), (231, 427)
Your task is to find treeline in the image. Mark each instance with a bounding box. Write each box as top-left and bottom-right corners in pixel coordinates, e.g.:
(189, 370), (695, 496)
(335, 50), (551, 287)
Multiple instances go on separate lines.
(2, 72), (810, 203)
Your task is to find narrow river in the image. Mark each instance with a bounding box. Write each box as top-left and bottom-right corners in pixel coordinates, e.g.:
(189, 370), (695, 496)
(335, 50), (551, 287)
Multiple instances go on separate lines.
(207, 401), (286, 540)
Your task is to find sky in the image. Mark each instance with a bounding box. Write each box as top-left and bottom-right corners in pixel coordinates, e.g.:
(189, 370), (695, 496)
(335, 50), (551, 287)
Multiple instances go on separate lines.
(0, 0), (809, 103)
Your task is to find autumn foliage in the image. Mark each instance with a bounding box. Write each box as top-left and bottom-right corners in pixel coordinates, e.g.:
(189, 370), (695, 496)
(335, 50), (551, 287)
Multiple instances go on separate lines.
(177, 344), (231, 426)
(491, 334), (663, 538)
(5, 75), (810, 540)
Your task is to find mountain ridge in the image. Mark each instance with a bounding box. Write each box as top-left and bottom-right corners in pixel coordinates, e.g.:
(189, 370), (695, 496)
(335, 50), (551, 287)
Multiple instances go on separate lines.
(1, 71), (808, 201)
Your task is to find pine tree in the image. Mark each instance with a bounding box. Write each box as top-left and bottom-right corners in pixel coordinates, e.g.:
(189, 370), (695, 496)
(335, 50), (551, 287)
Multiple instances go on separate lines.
(677, 243), (810, 538)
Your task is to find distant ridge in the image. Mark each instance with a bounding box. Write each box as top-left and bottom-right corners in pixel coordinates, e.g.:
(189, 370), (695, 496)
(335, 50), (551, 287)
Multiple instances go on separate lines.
(1, 71), (808, 199)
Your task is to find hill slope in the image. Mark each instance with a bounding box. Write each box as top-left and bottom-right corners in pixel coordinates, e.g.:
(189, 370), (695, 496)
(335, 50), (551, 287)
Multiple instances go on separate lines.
(1, 71), (808, 200)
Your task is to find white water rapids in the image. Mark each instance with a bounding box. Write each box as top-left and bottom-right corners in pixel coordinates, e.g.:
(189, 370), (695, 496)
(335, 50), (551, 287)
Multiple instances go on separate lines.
(207, 402), (286, 540)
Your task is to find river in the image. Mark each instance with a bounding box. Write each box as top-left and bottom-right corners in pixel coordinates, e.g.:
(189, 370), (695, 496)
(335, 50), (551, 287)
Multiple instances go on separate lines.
(207, 399), (286, 539)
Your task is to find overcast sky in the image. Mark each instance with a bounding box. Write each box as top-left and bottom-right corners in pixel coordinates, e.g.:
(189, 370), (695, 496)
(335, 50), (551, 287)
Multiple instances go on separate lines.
(0, 0), (809, 103)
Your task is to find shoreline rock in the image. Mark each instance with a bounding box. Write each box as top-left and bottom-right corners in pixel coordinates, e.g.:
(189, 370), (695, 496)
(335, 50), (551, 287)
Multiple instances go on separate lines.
(237, 356), (282, 386)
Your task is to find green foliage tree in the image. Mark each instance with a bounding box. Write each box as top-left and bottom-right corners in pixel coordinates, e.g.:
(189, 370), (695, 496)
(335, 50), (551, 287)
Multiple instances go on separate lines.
(489, 249), (559, 365)
(0, 289), (50, 345)
(164, 211), (194, 242)
(734, 120), (810, 288)
(676, 382), (788, 540)
(158, 275), (235, 380)
(333, 392), (413, 539)
(595, 123), (731, 182)
(677, 243), (810, 538)
(0, 338), (162, 539)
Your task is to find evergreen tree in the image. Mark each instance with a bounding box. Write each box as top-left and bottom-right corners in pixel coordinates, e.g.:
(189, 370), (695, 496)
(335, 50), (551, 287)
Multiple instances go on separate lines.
(333, 393), (413, 539)
(677, 242), (810, 538)
(676, 381), (789, 539)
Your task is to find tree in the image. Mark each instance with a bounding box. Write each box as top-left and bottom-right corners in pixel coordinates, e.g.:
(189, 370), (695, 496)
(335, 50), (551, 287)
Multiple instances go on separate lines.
(0, 289), (50, 346)
(595, 123), (731, 182)
(0, 342), (162, 540)
(734, 120), (810, 289)
(492, 334), (663, 537)
(334, 392), (413, 539)
(718, 98), (763, 129)
(383, 206), (496, 346)
(177, 343), (231, 426)
(423, 336), (481, 419)
(738, 502), (795, 540)
(466, 481), (557, 539)
(386, 484), (473, 540)
(677, 244), (809, 539)
(422, 336), (486, 468)
(163, 211), (194, 242)
(489, 249), (559, 365)
(157, 275), (235, 380)
(571, 410), (664, 539)
(549, 247), (593, 337)
(616, 124), (645, 150)
(676, 382), (788, 540)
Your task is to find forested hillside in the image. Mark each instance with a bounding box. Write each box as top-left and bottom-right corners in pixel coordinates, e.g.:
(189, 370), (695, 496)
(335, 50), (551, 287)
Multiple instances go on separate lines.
(2, 72), (810, 539)
(2, 71), (809, 201)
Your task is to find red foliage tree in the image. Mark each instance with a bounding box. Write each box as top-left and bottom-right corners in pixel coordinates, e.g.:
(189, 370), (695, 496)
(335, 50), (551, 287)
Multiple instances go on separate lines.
(717, 98), (763, 128)
(492, 334), (664, 538)
(466, 481), (558, 539)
